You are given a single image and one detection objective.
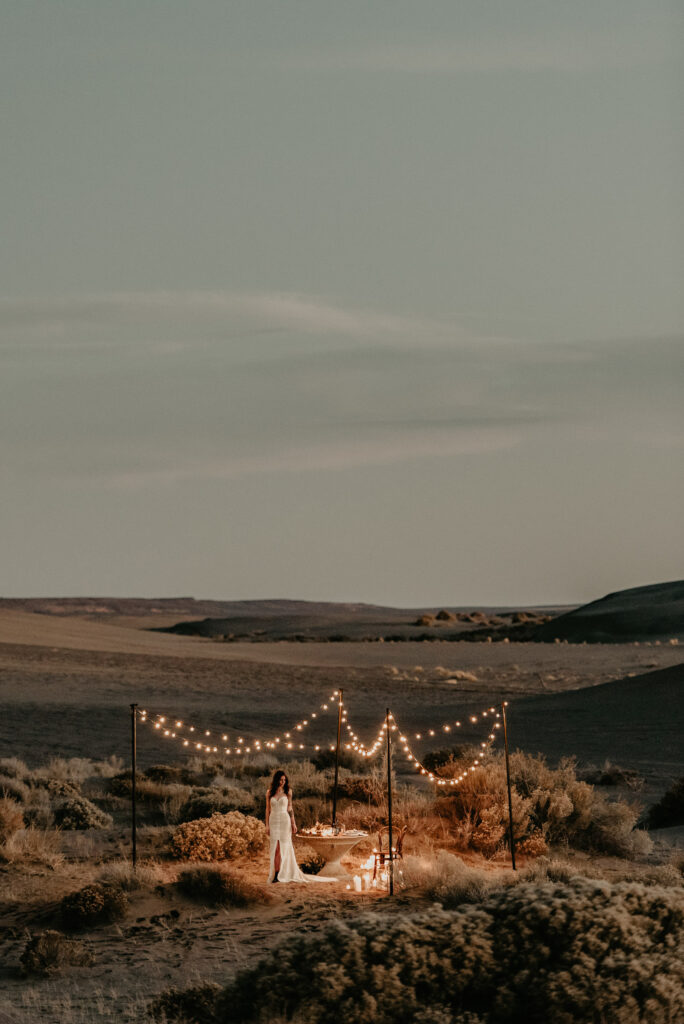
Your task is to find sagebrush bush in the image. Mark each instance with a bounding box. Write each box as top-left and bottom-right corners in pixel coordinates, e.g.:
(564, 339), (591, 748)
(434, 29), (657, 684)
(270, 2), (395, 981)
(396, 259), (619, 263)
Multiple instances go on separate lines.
(148, 982), (221, 1024)
(53, 795), (112, 830)
(0, 826), (63, 866)
(435, 750), (651, 859)
(0, 756), (29, 780)
(205, 878), (684, 1024)
(401, 852), (498, 907)
(179, 787), (255, 822)
(647, 776), (684, 829)
(60, 883), (128, 929)
(0, 796), (24, 841)
(36, 777), (81, 799)
(170, 811), (266, 861)
(177, 865), (270, 907)
(145, 763), (184, 783)
(0, 773), (30, 803)
(97, 859), (165, 890)
(20, 929), (93, 976)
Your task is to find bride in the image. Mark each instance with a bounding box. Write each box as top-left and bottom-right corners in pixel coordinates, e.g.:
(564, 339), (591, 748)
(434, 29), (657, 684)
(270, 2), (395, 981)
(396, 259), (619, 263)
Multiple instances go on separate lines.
(266, 769), (335, 883)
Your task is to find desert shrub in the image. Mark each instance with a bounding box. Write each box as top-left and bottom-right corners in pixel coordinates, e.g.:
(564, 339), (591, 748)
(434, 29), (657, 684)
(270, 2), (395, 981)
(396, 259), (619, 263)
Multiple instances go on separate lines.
(108, 770), (144, 797)
(299, 852), (326, 875)
(36, 777), (81, 799)
(0, 773), (30, 803)
(109, 771), (190, 809)
(0, 826), (63, 866)
(148, 983), (221, 1024)
(202, 878), (684, 1024)
(422, 747), (472, 772)
(20, 929), (93, 976)
(333, 773), (385, 803)
(647, 776), (684, 829)
(177, 865), (270, 907)
(0, 796), (24, 841)
(146, 763), (183, 782)
(53, 795), (112, 830)
(311, 749), (361, 772)
(437, 750), (650, 859)
(170, 811), (266, 861)
(33, 757), (97, 785)
(97, 859), (165, 891)
(401, 852), (498, 907)
(60, 883), (128, 929)
(516, 830), (548, 858)
(179, 787), (255, 822)
(0, 756), (29, 780)
(579, 761), (643, 789)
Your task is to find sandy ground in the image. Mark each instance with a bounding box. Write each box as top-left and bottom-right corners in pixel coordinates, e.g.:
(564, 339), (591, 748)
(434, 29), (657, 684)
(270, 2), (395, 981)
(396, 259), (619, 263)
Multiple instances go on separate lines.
(0, 610), (682, 1023)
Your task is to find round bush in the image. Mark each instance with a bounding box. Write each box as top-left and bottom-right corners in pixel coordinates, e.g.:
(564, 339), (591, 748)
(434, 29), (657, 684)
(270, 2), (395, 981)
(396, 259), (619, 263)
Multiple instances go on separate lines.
(648, 777), (684, 829)
(170, 811), (266, 861)
(0, 796), (24, 841)
(54, 796), (112, 830)
(178, 788), (254, 822)
(20, 929), (93, 976)
(213, 878), (684, 1024)
(60, 883), (128, 929)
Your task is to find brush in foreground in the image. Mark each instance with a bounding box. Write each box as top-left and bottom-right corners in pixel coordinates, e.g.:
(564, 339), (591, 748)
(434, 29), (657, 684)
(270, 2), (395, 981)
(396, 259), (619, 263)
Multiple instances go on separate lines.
(151, 877), (684, 1024)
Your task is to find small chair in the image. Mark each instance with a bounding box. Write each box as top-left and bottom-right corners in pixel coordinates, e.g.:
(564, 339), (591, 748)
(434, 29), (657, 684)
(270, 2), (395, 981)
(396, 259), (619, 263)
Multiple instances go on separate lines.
(372, 825), (408, 881)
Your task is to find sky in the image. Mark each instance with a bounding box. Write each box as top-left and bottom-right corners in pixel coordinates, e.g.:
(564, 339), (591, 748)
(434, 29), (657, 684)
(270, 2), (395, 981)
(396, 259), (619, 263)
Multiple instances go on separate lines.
(1, 0), (682, 607)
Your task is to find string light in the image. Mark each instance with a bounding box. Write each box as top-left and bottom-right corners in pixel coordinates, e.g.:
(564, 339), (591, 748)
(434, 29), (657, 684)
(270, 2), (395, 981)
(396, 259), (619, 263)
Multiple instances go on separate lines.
(386, 707), (502, 788)
(137, 695), (508, 785)
(137, 691), (340, 757)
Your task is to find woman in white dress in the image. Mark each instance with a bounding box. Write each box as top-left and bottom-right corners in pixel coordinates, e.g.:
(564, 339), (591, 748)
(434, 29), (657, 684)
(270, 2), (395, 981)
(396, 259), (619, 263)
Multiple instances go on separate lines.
(266, 769), (307, 883)
(265, 769), (337, 884)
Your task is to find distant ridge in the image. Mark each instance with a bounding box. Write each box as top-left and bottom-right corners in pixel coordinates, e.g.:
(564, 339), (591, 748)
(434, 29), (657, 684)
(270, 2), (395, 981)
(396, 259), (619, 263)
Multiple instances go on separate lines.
(535, 580), (684, 643)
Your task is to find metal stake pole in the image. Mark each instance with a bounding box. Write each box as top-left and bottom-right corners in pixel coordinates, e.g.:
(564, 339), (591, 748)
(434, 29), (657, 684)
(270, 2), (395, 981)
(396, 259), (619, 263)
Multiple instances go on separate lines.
(502, 701), (516, 871)
(386, 708), (394, 896)
(332, 689), (343, 830)
(130, 703), (138, 868)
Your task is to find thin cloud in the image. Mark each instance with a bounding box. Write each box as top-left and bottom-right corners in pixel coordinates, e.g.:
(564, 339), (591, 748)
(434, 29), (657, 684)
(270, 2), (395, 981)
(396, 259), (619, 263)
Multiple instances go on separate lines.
(102, 425), (522, 489)
(0, 291), (453, 348)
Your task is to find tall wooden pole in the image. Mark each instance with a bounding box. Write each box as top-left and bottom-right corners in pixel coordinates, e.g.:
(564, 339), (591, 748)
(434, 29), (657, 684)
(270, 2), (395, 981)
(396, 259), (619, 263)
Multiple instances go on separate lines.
(332, 689), (343, 830)
(386, 708), (394, 895)
(502, 701), (516, 871)
(130, 703), (138, 868)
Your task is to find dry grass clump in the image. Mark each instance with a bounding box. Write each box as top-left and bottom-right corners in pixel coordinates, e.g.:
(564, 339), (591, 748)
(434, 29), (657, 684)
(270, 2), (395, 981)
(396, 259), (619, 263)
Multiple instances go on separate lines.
(436, 750), (651, 859)
(53, 795), (112, 830)
(401, 851), (498, 906)
(0, 796), (24, 841)
(177, 865), (271, 907)
(178, 786), (255, 822)
(647, 776), (684, 829)
(60, 883), (128, 930)
(194, 877), (684, 1024)
(0, 773), (31, 803)
(170, 811), (266, 861)
(20, 929), (93, 976)
(97, 859), (165, 890)
(0, 756), (29, 779)
(148, 982), (221, 1024)
(1, 826), (64, 867)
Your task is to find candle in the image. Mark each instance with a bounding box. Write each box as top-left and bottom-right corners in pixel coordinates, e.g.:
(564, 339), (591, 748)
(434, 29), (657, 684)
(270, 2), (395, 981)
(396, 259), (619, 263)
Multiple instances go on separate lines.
(353, 875), (362, 892)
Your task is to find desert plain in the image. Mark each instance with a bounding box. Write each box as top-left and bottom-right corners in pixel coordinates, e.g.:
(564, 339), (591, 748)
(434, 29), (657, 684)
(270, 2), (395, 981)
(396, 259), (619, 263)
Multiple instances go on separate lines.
(0, 595), (683, 1023)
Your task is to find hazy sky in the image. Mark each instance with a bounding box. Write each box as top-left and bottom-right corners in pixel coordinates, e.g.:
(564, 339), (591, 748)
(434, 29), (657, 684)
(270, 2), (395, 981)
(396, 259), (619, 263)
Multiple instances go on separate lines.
(2, 1), (682, 606)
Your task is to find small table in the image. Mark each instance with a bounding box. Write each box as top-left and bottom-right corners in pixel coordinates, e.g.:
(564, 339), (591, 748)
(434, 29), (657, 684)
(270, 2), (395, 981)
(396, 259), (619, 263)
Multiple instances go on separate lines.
(295, 831), (368, 878)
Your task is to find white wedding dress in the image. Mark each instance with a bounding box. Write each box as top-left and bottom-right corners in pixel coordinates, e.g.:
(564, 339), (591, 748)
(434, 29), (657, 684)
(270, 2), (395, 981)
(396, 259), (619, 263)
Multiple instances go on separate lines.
(267, 794), (335, 883)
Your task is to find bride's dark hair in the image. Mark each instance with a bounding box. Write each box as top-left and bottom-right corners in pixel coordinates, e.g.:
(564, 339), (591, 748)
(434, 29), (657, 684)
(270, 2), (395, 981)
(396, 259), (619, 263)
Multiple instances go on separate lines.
(268, 769), (289, 798)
